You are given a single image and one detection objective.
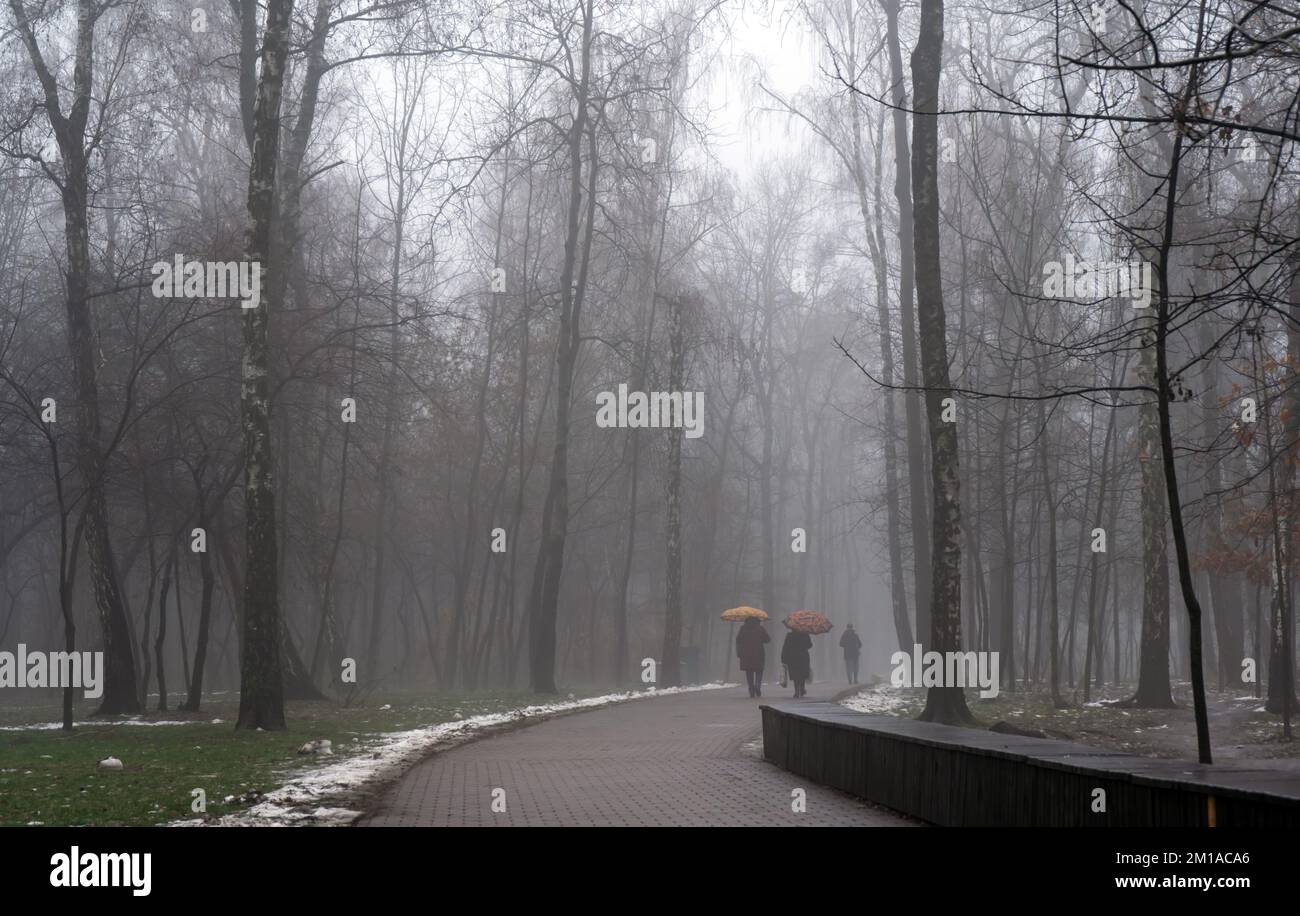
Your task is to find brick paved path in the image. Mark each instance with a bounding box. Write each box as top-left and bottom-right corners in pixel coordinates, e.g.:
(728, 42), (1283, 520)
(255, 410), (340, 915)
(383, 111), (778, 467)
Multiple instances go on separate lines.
(359, 681), (913, 826)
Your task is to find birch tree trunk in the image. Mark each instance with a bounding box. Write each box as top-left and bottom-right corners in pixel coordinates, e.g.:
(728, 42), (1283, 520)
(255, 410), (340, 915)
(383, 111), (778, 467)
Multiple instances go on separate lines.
(236, 0), (296, 730)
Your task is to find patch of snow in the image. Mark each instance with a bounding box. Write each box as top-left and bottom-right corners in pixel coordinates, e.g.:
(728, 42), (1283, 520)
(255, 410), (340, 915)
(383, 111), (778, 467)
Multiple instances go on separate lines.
(172, 682), (732, 827)
(0, 719), (204, 732)
(839, 685), (912, 716)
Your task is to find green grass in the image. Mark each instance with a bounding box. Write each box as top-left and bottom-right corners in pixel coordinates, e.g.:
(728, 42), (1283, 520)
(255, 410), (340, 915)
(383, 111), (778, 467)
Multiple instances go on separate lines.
(0, 689), (580, 826)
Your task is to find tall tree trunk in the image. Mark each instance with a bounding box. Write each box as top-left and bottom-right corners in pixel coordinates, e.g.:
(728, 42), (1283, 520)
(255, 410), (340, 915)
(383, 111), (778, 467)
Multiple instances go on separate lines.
(155, 546), (175, 711)
(9, 0), (140, 714)
(1192, 313), (1240, 689)
(138, 461), (160, 708)
(1037, 402), (1063, 707)
(661, 291), (687, 687)
(881, 0), (932, 647)
(365, 209), (404, 686)
(446, 282), (500, 686)
(1266, 211), (1300, 723)
(527, 1), (596, 693)
(993, 398), (1020, 690)
(860, 113), (912, 648)
(694, 391), (741, 677)
(1082, 399), (1118, 702)
(1150, 118), (1211, 760)
(183, 492), (219, 711)
(244, 0), (330, 705)
(910, 0), (971, 725)
(613, 123), (668, 687)
(759, 343), (777, 621)
(503, 227), (536, 686)
(310, 382), (352, 686)
(235, 0), (295, 730)
(1127, 306), (1175, 708)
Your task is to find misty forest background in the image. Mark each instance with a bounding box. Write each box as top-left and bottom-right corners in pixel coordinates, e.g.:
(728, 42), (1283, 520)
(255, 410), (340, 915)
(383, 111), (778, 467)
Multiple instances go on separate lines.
(0, 0), (1297, 755)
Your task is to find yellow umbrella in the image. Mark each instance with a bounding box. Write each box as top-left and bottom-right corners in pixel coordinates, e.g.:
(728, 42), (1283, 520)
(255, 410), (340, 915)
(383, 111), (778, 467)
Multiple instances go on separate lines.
(721, 605), (768, 621)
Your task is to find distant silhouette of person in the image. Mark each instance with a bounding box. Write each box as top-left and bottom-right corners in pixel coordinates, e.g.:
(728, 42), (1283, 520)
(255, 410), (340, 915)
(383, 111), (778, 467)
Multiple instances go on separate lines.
(781, 629), (813, 698)
(839, 624), (862, 684)
(736, 618), (770, 698)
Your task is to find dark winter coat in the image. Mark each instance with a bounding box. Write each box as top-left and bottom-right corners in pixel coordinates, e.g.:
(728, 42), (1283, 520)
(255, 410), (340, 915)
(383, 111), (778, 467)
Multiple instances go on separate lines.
(781, 631), (813, 681)
(735, 620), (770, 671)
(839, 629), (862, 659)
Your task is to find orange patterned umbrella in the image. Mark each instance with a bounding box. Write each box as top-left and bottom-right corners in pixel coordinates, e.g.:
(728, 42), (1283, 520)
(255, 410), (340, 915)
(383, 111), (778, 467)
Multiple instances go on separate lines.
(721, 605), (768, 621)
(784, 610), (832, 634)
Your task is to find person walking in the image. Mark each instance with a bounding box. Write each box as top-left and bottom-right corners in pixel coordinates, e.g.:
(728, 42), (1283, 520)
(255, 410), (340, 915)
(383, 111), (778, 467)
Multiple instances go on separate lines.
(736, 617), (770, 697)
(839, 624), (862, 685)
(780, 627), (813, 698)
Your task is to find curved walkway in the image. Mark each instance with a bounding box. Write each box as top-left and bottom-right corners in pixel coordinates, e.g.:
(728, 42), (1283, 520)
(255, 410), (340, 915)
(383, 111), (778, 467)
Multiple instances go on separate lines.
(359, 681), (913, 827)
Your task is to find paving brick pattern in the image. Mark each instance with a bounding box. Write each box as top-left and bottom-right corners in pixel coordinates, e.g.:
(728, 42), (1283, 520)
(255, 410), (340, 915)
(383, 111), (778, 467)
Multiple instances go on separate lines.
(360, 682), (913, 827)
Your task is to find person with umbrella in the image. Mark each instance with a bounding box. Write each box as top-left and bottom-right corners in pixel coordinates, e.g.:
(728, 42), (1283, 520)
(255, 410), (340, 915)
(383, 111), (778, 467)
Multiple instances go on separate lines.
(735, 617), (770, 697)
(781, 611), (831, 698)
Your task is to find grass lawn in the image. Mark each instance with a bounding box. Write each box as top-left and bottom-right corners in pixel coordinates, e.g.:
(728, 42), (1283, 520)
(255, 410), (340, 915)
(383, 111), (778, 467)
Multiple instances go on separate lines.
(0, 689), (575, 826)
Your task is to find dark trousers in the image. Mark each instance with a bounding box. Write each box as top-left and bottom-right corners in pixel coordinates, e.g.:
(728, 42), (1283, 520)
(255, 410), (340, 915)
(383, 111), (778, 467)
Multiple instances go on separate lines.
(745, 669), (763, 695)
(846, 656), (859, 684)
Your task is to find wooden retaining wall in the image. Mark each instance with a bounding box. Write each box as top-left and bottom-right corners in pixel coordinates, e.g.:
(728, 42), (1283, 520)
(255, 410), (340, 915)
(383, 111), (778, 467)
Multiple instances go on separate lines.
(761, 702), (1300, 827)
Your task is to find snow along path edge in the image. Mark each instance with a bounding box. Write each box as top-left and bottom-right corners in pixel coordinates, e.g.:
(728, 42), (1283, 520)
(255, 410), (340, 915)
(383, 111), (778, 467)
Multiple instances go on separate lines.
(170, 682), (734, 827)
